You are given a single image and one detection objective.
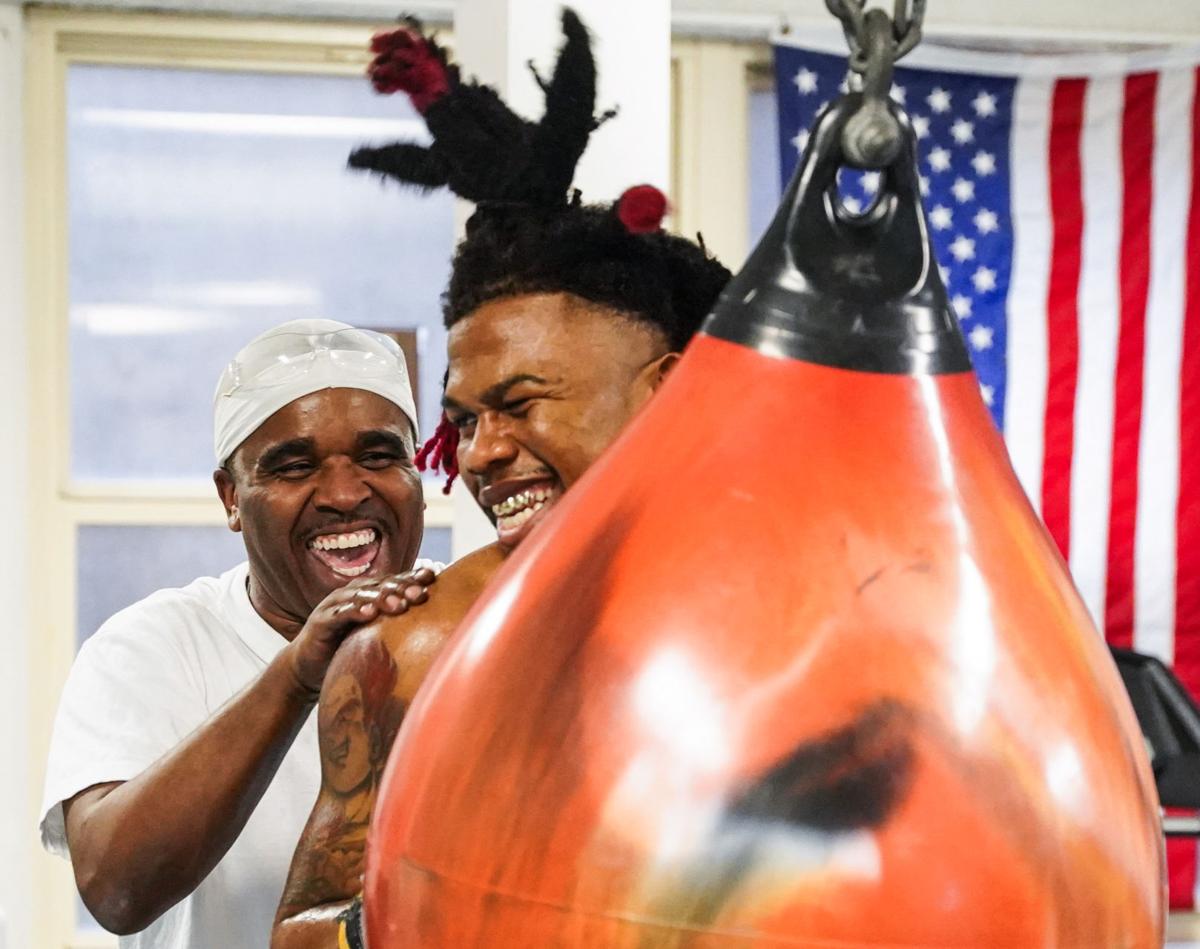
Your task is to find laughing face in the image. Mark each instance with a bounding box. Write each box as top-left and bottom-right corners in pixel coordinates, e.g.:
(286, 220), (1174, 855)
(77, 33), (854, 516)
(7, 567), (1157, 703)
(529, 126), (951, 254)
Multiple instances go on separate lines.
(215, 387), (424, 634)
(444, 292), (675, 549)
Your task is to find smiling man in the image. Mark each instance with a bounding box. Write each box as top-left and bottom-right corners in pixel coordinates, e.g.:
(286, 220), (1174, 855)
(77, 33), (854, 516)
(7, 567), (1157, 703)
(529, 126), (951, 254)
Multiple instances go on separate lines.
(443, 289), (687, 545)
(271, 14), (730, 947)
(40, 319), (438, 949)
(274, 241), (727, 949)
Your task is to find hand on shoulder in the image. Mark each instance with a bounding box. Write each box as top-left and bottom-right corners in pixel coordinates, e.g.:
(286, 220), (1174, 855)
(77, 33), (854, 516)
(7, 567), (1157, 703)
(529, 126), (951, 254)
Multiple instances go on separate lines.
(354, 542), (509, 704)
(285, 565), (438, 699)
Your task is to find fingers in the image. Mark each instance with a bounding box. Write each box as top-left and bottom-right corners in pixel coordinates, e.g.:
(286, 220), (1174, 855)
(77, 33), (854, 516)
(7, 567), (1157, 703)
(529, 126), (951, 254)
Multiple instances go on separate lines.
(327, 582), (385, 620)
(398, 566), (437, 586)
(372, 567), (436, 613)
(293, 563), (442, 693)
(326, 570), (433, 623)
(331, 596), (373, 617)
(375, 584), (429, 616)
(377, 577), (432, 600)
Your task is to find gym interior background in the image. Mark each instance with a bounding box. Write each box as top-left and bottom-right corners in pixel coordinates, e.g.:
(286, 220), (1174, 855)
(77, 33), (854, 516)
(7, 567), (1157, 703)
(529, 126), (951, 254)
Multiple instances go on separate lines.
(1, 0), (1197, 946)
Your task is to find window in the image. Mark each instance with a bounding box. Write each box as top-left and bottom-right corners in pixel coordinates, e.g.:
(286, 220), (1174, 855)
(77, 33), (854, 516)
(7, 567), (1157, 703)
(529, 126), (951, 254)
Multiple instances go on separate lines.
(747, 67), (783, 247)
(67, 63), (456, 483)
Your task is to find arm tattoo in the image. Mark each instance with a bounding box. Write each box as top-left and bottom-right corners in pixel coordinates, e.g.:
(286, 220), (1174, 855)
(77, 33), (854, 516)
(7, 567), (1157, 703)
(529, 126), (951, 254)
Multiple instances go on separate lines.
(277, 632), (410, 918)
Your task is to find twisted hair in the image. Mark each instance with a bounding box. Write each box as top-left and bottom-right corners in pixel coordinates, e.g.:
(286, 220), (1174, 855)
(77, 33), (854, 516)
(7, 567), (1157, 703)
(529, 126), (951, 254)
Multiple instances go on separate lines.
(349, 9), (599, 207)
(351, 8), (731, 485)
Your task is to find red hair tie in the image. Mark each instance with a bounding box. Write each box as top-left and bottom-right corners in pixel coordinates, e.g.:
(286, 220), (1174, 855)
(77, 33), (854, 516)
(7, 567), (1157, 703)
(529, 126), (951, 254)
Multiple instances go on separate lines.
(617, 184), (669, 234)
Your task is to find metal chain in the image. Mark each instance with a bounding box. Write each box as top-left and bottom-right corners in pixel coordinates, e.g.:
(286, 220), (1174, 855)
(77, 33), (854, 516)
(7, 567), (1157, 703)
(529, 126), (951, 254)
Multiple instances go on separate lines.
(824, 0), (929, 169)
(824, 0), (926, 74)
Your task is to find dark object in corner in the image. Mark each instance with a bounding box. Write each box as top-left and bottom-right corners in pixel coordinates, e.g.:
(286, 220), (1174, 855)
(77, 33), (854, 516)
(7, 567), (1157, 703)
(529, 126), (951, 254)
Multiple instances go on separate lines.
(1111, 646), (1200, 828)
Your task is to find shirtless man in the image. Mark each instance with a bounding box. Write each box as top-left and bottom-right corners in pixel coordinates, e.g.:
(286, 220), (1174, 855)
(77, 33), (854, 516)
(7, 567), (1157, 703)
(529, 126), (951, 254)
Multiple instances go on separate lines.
(271, 13), (730, 947)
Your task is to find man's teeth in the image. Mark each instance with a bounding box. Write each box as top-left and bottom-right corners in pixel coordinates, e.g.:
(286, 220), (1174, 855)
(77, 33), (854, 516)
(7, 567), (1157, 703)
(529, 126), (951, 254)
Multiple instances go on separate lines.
(498, 503), (545, 531)
(308, 528), (377, 552)
(492, 487), (553, 518)
(330, 562), (371, 577)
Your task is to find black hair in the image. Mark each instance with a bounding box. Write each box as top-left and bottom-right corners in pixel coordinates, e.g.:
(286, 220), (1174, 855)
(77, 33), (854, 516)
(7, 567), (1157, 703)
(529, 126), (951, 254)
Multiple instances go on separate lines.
(350, 8), (731, 486)
(444, 202), (730, 350)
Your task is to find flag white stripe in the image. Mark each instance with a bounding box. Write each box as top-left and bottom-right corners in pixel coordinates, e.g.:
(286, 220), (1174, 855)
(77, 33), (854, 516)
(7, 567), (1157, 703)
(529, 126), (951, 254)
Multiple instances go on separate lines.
(1069, 76), (1124, 628)
(1134, 68), (1195, 663)
(1004, 76), (1054, 511)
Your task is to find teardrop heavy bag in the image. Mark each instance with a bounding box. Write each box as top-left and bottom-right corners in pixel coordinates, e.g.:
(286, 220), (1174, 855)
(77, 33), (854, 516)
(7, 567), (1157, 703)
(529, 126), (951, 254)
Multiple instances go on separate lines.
(365, 94), (1165, 947)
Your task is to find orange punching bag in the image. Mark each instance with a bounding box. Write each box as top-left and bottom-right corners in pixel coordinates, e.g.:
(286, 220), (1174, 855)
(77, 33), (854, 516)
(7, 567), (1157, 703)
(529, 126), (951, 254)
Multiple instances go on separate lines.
(365, 90), (1165, 947)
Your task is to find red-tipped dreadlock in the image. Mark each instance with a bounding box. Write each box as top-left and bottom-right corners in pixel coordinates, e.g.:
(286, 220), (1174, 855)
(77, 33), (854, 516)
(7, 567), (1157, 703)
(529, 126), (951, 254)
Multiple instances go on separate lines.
(367, 20), (451, 113)
(415, 414), (460, 494)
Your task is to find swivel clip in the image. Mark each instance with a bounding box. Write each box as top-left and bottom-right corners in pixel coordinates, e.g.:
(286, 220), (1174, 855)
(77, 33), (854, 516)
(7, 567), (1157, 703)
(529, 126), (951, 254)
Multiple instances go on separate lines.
(824, 0), (926, 168)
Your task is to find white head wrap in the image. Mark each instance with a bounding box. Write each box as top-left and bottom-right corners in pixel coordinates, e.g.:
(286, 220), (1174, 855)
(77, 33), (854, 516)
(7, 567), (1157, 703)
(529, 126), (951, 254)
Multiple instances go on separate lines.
(213, 318), (419, 465)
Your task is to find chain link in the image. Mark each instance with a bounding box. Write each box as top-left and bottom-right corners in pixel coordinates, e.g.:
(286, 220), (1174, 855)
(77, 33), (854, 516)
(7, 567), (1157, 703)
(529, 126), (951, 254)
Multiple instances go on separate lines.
(824, 0), (925, 74)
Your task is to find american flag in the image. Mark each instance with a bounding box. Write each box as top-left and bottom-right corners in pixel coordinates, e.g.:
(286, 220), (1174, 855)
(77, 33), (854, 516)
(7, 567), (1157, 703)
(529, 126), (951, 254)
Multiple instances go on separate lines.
(774, 38), (1200, 907)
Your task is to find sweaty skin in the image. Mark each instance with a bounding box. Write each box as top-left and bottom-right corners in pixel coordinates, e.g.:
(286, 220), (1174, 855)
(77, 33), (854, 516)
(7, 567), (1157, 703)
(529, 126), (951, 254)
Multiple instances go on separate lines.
(273, 543), (505, 943)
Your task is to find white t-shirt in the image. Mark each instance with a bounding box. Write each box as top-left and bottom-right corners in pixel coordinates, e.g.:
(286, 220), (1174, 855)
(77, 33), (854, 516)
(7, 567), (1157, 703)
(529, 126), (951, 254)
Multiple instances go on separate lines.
(40, 562), (321, 949)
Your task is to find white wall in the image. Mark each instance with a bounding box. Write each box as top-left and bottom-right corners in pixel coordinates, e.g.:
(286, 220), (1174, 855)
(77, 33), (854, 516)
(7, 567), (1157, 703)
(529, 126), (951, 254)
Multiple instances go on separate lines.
(675, 0), (1199, 42)
(940, 0), (1197, 38)
(0, 0), (1194, 945)
(0, 7), (30, 948)
(5, 0), (1199, 42)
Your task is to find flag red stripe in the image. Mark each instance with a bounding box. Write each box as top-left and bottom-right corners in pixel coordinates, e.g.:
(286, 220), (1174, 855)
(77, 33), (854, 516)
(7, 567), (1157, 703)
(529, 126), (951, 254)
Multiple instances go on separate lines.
(1104, 73), (1158, 650)
(1169, 830), (1197, 912)
(1042, 79), (1088, 558)
(1170, 65), (1200, 910)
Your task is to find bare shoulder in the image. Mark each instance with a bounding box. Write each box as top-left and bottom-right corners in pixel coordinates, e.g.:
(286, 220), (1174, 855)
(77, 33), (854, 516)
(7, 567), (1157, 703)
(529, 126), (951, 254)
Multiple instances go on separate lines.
(277, 546), (509, 921)
(349, 542), (507, 704)
(426, 541), (509, 604)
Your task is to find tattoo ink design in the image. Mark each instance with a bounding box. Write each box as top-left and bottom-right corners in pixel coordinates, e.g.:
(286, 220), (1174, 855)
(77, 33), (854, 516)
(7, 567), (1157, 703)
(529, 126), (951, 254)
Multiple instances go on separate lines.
(277, 632), (412, 919)
(322, 674), (374, 797)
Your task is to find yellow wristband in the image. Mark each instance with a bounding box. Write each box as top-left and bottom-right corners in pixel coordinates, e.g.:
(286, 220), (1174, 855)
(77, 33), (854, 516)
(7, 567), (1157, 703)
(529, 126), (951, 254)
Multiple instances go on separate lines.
(336, 895), (366, 949)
